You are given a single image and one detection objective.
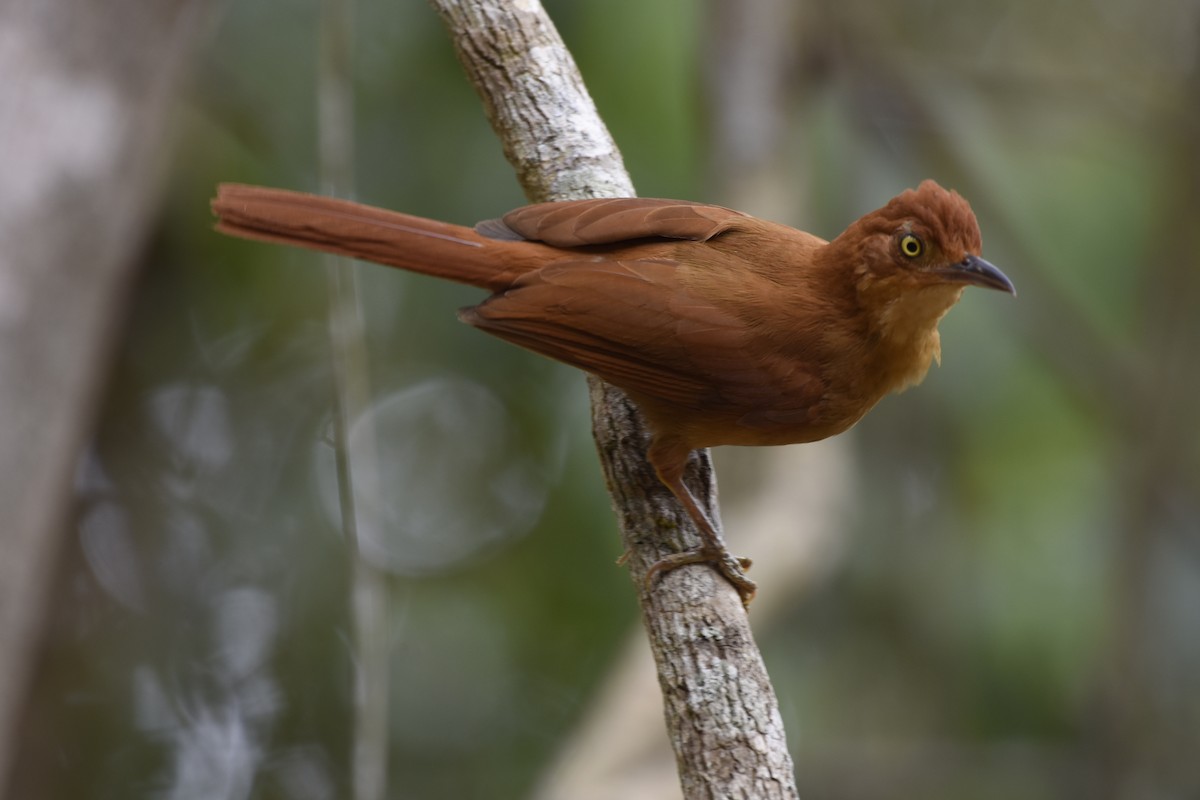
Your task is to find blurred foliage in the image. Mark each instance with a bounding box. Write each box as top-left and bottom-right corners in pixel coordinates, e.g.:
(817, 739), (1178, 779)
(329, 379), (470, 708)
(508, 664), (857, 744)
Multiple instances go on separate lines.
(12, 0), (1200, 798)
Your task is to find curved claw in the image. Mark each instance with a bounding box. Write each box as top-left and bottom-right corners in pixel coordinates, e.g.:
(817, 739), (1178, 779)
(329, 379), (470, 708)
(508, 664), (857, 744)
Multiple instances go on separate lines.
(645, 547), (757, 607)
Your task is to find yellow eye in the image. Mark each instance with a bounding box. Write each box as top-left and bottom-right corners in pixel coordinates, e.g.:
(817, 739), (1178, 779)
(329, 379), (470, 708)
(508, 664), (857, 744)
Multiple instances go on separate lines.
(899, 234), (923, 258)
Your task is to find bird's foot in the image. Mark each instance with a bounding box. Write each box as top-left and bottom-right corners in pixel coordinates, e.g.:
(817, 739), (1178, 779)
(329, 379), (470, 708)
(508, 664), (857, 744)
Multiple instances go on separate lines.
(644, 547), (757, 607)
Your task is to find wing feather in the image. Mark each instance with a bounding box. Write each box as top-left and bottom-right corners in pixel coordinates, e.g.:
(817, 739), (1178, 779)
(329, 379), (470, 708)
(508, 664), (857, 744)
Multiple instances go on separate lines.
(475, 198), (750, 247)
(460, 259), (824, 427)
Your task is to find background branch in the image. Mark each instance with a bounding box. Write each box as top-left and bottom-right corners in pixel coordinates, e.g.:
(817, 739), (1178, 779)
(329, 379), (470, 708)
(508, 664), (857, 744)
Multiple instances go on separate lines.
(427, 0), (798, 796)
(0, 1), (205, 793)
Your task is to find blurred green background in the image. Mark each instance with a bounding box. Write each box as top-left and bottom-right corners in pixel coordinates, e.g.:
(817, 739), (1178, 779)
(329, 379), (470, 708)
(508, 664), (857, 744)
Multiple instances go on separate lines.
(14, 0), (1200, 798)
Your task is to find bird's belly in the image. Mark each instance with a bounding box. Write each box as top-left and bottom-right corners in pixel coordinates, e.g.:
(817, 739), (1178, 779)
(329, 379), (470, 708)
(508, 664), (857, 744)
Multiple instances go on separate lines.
(650, 394), (876, 450)
(727, 411), (864, 447)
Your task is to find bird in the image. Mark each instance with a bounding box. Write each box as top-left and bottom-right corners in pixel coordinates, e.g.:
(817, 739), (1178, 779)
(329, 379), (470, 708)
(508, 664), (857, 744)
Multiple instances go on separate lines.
(212, 180), (1014, 604)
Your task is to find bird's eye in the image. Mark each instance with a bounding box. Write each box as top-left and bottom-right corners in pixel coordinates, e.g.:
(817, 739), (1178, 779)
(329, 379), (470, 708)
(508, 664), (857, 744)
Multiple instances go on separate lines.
(899, 234), (923, 258)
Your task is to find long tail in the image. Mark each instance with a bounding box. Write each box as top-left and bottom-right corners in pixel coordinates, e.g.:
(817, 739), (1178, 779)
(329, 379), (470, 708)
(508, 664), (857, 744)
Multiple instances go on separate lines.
(211, 184), (525, 291)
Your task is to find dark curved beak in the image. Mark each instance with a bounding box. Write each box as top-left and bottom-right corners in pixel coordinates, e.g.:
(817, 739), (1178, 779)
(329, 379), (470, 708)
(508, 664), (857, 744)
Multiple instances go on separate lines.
(942, 254), (1016, 295)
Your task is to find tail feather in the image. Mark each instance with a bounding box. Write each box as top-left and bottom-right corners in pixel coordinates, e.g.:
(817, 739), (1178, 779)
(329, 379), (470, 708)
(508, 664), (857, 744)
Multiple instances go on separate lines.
(212, 184), (520, 290)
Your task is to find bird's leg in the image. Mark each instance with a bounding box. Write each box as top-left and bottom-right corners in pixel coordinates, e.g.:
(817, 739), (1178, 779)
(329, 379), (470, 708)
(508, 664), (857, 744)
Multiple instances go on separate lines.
(644, 439), (757, 606)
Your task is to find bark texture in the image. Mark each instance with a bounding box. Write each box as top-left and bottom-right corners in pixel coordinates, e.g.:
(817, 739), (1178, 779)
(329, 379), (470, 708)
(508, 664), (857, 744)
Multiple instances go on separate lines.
(427, 1), (798, 797)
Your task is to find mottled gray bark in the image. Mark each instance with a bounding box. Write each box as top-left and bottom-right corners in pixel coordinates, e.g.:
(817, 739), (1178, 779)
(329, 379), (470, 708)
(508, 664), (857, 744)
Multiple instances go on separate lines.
(427, 1), (798, 796)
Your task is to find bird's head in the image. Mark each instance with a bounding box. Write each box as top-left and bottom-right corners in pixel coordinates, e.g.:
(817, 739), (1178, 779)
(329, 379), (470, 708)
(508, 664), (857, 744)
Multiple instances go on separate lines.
(839, 180), (1015, 300)
(827, 180), (1015, 388)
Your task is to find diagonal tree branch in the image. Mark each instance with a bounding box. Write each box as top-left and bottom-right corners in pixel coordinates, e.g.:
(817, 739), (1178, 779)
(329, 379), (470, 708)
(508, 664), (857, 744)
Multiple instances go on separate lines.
(426, 1), (798, 797)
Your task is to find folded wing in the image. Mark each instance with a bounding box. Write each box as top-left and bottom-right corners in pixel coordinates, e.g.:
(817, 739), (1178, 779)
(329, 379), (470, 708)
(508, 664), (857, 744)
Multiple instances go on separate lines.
(476, 197), (750, 247)
(460, 258), (824, 430)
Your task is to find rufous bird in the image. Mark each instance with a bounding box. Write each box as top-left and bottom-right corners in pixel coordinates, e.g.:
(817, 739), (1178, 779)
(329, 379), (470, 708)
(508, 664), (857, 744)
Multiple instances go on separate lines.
(212, 180), (1014, 604)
